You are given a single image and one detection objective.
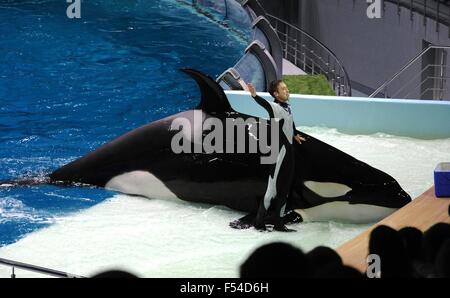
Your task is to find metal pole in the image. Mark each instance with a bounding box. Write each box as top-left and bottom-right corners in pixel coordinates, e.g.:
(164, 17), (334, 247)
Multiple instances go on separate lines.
(285, 25), (289, 59)
(439, 50), (445, 100)
(303, 45), (306, 70)
(294, 31), (298, 66)
(338, 70), (341, 96)
(326, 54), (330, 79)
(436, 0), (440, 33)
(275, 18), (278, 37)
(423, 0), (427, 27)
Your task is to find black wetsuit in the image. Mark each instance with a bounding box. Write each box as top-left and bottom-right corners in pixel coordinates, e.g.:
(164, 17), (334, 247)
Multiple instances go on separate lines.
(251, 95), (297, 231)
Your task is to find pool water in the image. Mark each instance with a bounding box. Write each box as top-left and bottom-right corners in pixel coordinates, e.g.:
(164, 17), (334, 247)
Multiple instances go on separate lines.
(0, 0), (246, 246)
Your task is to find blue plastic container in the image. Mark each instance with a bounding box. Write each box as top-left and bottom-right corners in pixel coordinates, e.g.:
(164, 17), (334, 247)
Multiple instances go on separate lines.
(434, 162), (450, 198)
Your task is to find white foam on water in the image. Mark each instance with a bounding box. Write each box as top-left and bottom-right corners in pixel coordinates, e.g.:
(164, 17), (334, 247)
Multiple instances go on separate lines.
(0, 197), (53, 224)
(0, 128), (449, 278)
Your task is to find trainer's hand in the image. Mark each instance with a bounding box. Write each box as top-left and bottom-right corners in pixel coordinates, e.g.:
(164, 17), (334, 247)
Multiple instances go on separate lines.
(294, 134), (306, 144)
(247, 83), (257, 97)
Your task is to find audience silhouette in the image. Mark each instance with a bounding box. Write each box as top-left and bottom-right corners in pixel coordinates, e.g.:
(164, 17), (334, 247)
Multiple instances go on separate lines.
(435, 239), (450, 278)
(240, 242), (311, 278)
(238, 222), (450, 278)
(91, 269), (139, 278)
(369, 225), (412, 277)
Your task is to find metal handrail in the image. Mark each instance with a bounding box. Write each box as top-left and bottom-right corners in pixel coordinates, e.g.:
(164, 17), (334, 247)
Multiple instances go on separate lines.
(385, 0), (450, 28)
(266, 13), (352, 96)
(390, 64), (449, 97)
(403, 75), (450, 98)
(419, 85), (449, 98)
(0, 257), (85, 278)
(369, 45), (450, 98)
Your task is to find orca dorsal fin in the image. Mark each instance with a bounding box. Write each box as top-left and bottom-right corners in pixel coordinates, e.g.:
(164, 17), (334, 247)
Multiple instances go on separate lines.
(181, 68), (233, 114)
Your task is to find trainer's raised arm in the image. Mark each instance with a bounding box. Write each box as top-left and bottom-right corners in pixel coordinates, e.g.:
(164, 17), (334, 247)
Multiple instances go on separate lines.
(247, 83), (257, 98)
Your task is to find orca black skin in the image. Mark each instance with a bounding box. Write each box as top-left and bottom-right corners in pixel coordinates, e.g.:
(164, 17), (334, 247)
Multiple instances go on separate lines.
(49, 68), (411, 224)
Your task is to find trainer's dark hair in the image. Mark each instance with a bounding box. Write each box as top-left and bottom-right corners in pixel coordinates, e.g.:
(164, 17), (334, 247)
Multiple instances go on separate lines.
(268, 80), (284, 98)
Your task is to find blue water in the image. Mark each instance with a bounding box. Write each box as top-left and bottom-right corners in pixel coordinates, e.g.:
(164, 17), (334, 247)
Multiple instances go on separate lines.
(0, 0), (247, 246)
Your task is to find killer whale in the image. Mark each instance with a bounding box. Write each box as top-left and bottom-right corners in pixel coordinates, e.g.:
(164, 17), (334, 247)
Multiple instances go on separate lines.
(49, 68), (411, 224)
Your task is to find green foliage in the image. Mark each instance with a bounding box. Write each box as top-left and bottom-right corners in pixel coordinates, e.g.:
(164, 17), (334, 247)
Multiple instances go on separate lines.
(282, 74), (335, 96)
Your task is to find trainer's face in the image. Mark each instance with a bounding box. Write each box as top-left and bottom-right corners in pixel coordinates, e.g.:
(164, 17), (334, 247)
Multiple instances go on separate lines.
(275, 82), (289, 102)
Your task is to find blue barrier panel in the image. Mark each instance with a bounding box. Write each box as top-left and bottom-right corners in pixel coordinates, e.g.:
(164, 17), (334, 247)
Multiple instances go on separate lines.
(225, 91), (450, 139)
(196, 0), (226, 16)
(253, 27), (270, 51)
(234, 54), (266, 90)
(224, 0), (253, 37)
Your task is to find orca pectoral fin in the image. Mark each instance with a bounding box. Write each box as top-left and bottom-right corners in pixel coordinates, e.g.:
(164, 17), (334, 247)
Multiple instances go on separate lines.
(274, 225), (297, 232)
(229, 211), (301, 231)
(283, 210), (303, 225)
(229, 213), (256, 230)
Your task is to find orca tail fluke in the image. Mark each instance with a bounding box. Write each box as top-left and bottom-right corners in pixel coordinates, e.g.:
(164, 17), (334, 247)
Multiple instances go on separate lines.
(0, 176), (51, 188)
(0, 175), (92, 188)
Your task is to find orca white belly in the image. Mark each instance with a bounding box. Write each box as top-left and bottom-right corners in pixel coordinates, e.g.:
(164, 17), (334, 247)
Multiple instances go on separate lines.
(106, 172), (399, 224)
(105, 170), (179, 200)
(295, 202), (397, 224)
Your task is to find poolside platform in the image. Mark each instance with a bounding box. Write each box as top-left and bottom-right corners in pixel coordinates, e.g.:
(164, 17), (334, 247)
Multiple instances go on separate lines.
(336, 187), (450, 272)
